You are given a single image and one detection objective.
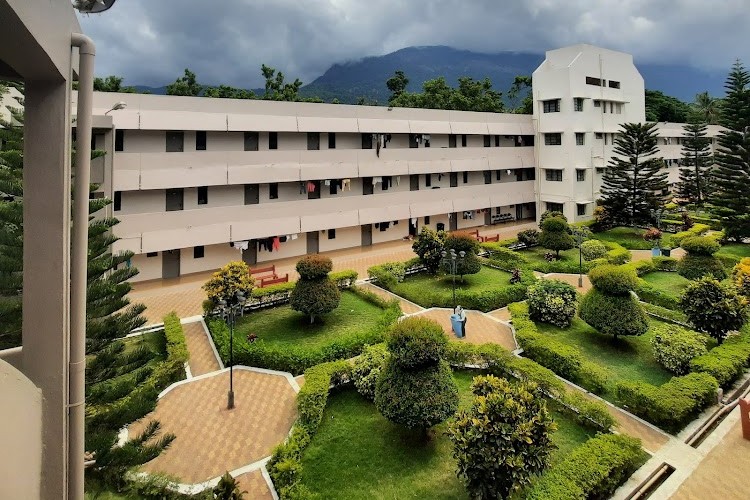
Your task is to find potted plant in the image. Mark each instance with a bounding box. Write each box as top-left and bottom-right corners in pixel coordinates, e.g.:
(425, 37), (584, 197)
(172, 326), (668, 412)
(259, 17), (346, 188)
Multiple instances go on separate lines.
(643, 227), (663, 257)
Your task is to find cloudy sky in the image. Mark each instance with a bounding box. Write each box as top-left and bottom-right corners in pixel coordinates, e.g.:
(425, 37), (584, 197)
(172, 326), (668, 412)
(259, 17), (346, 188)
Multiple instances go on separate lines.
(79, 0), (750, 88)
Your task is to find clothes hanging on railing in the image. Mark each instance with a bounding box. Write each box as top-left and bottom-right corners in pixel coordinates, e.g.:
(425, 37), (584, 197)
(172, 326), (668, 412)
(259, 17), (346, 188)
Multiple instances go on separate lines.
(272, 236), (281, 251)
(307, 181), (316, 193)
(342, 178), (351, 191)
(299, 181), (307, 194)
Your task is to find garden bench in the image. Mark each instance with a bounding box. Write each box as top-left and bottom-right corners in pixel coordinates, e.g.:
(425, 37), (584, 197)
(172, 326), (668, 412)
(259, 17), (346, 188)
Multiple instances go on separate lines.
(259, 273), (289, 288)
(250, 264), (276, 277)
(481, 234), (500, 243)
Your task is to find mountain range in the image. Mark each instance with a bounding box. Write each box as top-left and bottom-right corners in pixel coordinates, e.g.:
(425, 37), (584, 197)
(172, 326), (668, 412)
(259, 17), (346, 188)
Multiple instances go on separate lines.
(135, 46), (727, 104)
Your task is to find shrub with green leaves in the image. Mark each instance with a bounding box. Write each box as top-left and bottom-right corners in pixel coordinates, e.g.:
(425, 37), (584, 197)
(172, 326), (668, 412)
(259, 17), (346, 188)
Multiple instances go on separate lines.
(375, 317), (459, 432)
(681, 236), (720, 256)
(680, 277), (747, 344)
(448, 376), (556, 500)
(690, 331), (750, 387)
(367, 261), (406, 289)
(527, 279), (578, 328)
(290, 255), (341, 324)
(539, 216), (575, 258)
(517, 228), (540, 247)
(351, 343), (387, 400)
(650, 324), (708, 375)
(540, 210), (567, 224)
(580, 239), (607, 261)
(412, 227), (446, 273)
(588, 264), (638, 295)
(482, 245), (527, 270)
(653, 256), (678, 271)
(441, 232), (481, 278)
(579, 289), (648, 339)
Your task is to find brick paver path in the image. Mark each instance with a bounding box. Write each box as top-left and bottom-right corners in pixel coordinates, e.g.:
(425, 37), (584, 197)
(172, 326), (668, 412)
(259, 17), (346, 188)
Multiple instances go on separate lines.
(670, 418), (750, 500)
(129, 370), (297, 484)
(183, 321), (221, 376)
(411, 308), (517, 351)
(543, 273), (593, 294)
(234, 470), (274, 500)
(631, 248), (686, 262)
(359, 282), (423, 315)
(486, 307), (511, 322)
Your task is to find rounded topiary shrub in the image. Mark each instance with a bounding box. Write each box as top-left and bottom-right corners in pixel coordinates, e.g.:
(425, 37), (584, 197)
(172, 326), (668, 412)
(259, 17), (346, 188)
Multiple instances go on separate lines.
(441, 233), (481, 278)
(580, 240), (607, 261)
(588, 265), (638, 296)
(296, 254), (334, 278)
(677, 254), (727, 280)
(386, 316), (447, 369)
(650, 324), (708, 375)
(352, 343), (388, 400)
(681, 236), (720, 256)
(539, 216), (575, 258)
(578, 289), (648, 338)
(527, 279), (578, 328)
(290, 255), (341, 323)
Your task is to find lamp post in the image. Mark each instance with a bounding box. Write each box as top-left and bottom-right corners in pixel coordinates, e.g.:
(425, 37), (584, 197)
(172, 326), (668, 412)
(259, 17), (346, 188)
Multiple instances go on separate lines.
(572, 228), (589, 288)
(217, 291), (246, 410)
(104, 101), (127, 115)
(650, 208), (665, 231)
(441, 249), (466, 311)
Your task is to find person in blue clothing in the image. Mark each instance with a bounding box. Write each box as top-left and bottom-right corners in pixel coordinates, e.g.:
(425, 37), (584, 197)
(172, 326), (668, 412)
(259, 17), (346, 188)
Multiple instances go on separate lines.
(455, 305), (467, 337)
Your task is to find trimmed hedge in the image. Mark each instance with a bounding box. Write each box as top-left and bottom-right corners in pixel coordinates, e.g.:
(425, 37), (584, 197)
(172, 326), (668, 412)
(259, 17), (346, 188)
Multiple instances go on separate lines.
(247, 269), (358, 309)
(526, 434), (644, 500)
(616, 372), (718, 432)
(635, 278), (680, 310)
(510, 302), (609, 394)
(209, 296), (401, 375)
(367, 261), (406, 289)
(588, 265), (637, 295)
(481, 245), (528, 271)
(671, 223), (711, 247)
(653, 256), (678, 272)
(578, 289), (649, 338)
(677, 254), (727, 280)
(690, 330), (750, 387)
(640, 302), (690, 325)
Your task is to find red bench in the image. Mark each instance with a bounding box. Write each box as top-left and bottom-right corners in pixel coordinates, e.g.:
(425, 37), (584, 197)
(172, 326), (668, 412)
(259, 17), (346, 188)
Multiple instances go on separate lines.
(481, 234), (500, 243)
(250, 264), (276, 277)
(260, 274), (289, 287)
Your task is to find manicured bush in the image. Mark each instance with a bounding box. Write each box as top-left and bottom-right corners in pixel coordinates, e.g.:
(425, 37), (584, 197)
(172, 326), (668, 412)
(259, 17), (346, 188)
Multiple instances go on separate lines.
(680, 277), (747, 344)
(678, 253), (728, 280)
(448, 376), (556, 500)
(351, 344), (387, 400)
(622, 259), (656, 277)
(412, 227), (446, 273)
(367, 261), (406, 289)
(671, 223), (711, 247)
(517, 228), (540, 247)
(540, 210), (567, 224)
(539, 216), (575, 258)
(375, 317), (458, 432)
(526, 434), (643, 500)
(202, 261), (255, 304)
(616, 373), (719, 431)
(213, 472), (245, 499)
(604, 242), (631, 265)
(653, 256), (678, 271)
(588, 264), (638, 295)
(290, 255), (341, 324)
(640, 302), (690, 325)
(732, 257), (750, 297)
(527, 279), (578, 328)
(643, 227), (663, 245)
(580, 239), (607, 261)
(635, 279), (680, 310)
(482, 245), (527, 270)
(681, 236), (720, 256)
(650, 324), (708, 375)
(690, 331), (750, 387)
(441, 232), (481, 278)
(579, 289), (648, 339)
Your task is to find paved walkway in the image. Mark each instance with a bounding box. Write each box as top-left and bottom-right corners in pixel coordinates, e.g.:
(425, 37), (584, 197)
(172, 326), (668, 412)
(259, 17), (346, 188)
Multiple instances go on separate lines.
(235, 470), (274, 500)
(486, 306), (511, 322)
(409, 308), (517, 351)
(182, 321), (221, 376)
(631, 248), (686, 262)
(359, 282), (423, 314)
(543, 273), (592, 293)
(129, 369), (297, 485)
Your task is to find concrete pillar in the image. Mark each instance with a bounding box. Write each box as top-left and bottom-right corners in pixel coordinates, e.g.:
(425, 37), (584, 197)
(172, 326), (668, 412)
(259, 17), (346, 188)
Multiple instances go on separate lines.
(22, 79), (72, 499)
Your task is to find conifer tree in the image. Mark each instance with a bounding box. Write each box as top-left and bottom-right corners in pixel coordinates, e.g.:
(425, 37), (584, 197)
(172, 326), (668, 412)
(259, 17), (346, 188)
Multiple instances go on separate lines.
(600, 122), (667, 226)
(677, 122), (713, 205)
(710, 61), (750, 240)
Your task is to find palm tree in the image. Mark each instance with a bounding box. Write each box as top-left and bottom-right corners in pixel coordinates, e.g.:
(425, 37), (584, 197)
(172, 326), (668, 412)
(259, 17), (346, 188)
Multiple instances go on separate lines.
(692, 92), (721, 124)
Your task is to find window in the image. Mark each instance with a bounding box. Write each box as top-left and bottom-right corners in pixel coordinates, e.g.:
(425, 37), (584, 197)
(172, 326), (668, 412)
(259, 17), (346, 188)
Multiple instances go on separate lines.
(575, 132), (585, 146)
(328, 228), (336, 240)
(544, 133), (562, 146)
(193, 246), (205, 259)
(269, 182), (279, 199)
(424, 216), (430, 224)
(328, 133), (336, 149)
(483, 135), (491, 147)
(113, 191), (121, 211)
(545, 169), (563, 182)
(382, 175), (392, 191)
(542, 99), (561, 113)
(409, 134), (419, 148)
(463, 171), (468, 183)
(596, 167), (606, 174)
(609, 102), (614, 114)
(461, 134), (467, 147)
(115, 129), (124, 151)
(604, 134), (609, 146)
(494, 135), (500, 147)
(586, 76), (602, 86)
(483, 170), (492, 184)
(244, 184), (259, 205)
(576, 169), (586, 182)
(196, 130), (207, 151)
(166, 130), (184, 152)
(146, 252), (158, 257)
(595, 132), (604, 139)
(573, 98), (584, 112)
(577, 204), (588, 216)
(361, 133), (373, 149)
(608, 80), (620, 89)
(496, 169), (502, 181)
(307, 132), (320, 150)
(425, 174), (432, 187)
(197, 186), (208, 205)
(244, 131), (259, 151)
(593, 100), (601, 108)
(269, 132), (278, 150)
(546, 202), (564, 212)
(330, 179), (338, 195)
(449, 135), (457, 148)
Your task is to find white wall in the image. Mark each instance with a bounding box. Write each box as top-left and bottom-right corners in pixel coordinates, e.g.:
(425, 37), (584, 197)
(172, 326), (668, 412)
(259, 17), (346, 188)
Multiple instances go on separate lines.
(372, 219), (409, 244)
(181, 243), (240, 275)
(319, 225), (361, 252)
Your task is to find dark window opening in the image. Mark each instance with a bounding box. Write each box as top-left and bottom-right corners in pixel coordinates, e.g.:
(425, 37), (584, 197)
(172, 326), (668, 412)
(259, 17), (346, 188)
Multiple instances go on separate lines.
(461, 134), (467, 147)
(269, 132), (278, 150)
(307, 132), (320, 150)
(166, 130), (184, 152)
(577, 204), (587, 216)
(361, 133), (373, 149)
(463, 171), (468, 183)
(495, 135), (500, 147)
(483, 170), (492, 184)
(545, 169), (563, 182)
(576, 132), (585, 145)
(496, 169), (502, 181)
(425, 174), (432, 187)
(544, 133), (562, 146)
(424, 216), (431, 224)
(269, 182), (279, 199)
(608, 80), (620, 89)
(196, 130), (207, 151)
(574, 98), (584, 112)
(449, 134), (457, 148)
(197, 186), (208, 205)
(115, 130), (124, 151)
(546, 202), (564, 212)
(113, 191), (121, 211)
(146, 252), (158, 257)
(450, 172), (458, 187)
(576, 169), (586, 182)
(328, 133), (336, 149)
(409, 134), (419, 148)
(483, 135), (491, 147)
(244, 132), (259, 151)
(542, 99), (561, 113)
(194, 246), (205, 259)
(585, 76), (602, 86)
(328, 228), (336, 239)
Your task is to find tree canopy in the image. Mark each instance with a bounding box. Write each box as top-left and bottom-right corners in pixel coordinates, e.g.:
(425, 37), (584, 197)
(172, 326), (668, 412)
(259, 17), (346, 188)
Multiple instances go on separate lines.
(388, 74), (504, 112)
(645, 89), (691, 122)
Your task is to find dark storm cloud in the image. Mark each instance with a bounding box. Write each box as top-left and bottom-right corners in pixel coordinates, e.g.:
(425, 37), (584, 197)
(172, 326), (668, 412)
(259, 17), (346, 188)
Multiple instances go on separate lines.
(78, 0), (750, 87)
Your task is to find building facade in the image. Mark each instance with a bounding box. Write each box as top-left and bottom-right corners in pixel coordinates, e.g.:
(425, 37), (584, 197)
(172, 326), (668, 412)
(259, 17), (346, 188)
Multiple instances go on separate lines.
(84, 44), (720, 282)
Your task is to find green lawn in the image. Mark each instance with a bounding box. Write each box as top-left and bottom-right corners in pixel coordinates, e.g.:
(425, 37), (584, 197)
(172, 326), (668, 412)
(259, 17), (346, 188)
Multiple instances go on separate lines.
(641, 271), (692, 299)
(390, 266), (511, 302)
(534, 317), (674, 399)
(232, 290), (386, 348)
(594, 226), (672, 250)
(716, 243), (750, 259)
(299, 371), (596, 500)
(518, 246), (581, 266)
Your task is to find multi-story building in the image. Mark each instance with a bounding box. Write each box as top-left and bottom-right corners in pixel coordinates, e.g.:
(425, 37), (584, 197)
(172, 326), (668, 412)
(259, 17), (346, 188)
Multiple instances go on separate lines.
(81, 44), (721, 282)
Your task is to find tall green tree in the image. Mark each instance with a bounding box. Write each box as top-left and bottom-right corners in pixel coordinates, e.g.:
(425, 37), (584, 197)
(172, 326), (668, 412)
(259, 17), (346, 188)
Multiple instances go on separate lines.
(645, 89), (691, 122)
(165, 68), (203, 96)
(710, 61), (750, 240)
(690, 91), (721, 125)
(203, 85), (256, 100)
(261, 64), (303, 101)
(600, 123), (668, 226)
(677, 122), (713, 205)
(386, 70), (409, 103)
(94, 76), (137, 93)
(507, 75), (533, 114)
(389, 76), (504, 112)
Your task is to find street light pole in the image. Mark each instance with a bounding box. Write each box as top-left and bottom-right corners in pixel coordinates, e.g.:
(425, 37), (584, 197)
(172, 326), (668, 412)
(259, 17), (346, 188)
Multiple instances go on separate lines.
(218, 291), (246, 410)
(573, 228), (589, 288)
(441, 249), (466, 311)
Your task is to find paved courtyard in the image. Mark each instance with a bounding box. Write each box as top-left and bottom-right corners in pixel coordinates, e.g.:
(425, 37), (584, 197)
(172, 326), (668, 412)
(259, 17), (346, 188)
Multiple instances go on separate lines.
(409, 307), (517, 351)
(182, 321), (221, 376)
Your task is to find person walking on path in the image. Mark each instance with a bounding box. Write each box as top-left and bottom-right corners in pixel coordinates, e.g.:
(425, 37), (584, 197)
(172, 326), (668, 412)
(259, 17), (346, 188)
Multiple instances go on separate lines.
(456, 305), (467, 337)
